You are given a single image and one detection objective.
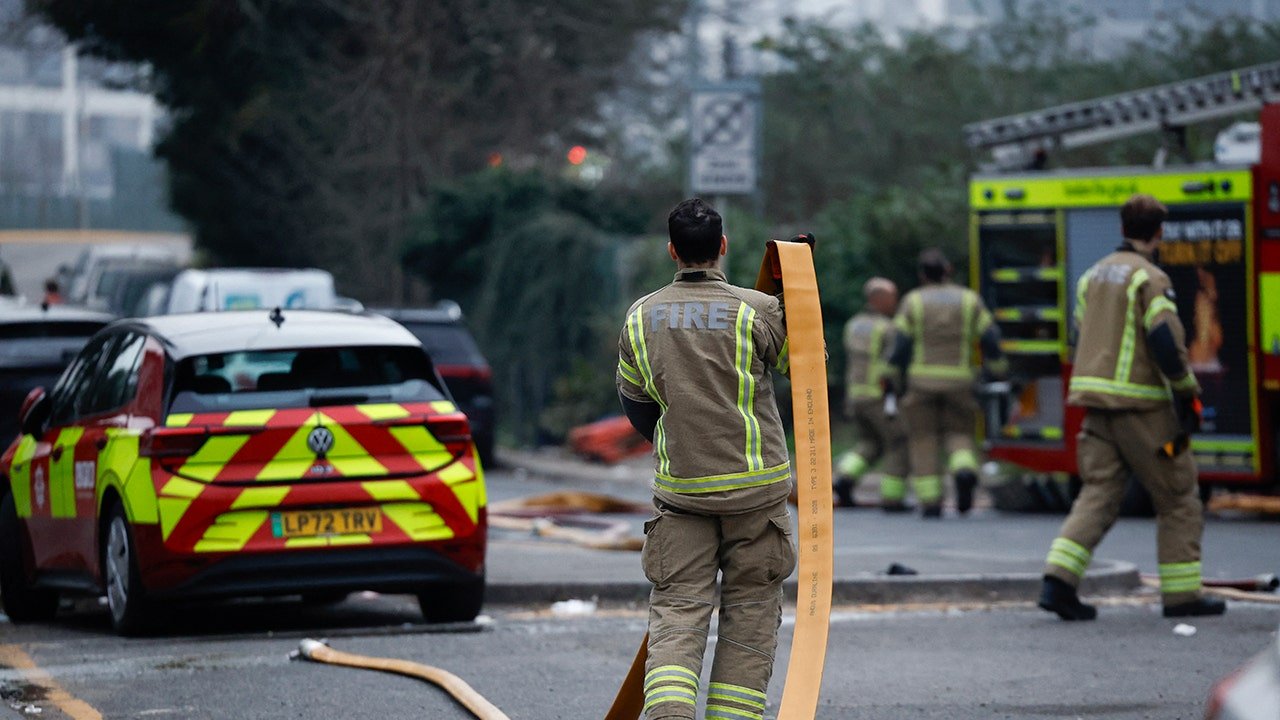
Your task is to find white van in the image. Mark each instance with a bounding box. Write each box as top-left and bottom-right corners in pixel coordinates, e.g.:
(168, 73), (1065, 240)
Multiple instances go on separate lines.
(155, 268), (339, 314)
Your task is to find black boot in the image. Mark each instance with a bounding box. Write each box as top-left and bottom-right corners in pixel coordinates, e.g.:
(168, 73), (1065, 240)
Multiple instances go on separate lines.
(881, 500), (909, 513)
(1038, 575), (1097, 621)
(920, 505), (942, 519)
(954, 469), (978, 515)
(1163, 596), (1227, 618)
(834, 478), (857, 508)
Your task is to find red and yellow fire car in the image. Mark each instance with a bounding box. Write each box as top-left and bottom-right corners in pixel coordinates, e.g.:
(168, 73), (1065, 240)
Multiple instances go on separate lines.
(0, 310), (486, 634)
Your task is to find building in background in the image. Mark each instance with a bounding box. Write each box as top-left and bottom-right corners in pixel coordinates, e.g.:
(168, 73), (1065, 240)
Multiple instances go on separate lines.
(0, 0), (181, 232)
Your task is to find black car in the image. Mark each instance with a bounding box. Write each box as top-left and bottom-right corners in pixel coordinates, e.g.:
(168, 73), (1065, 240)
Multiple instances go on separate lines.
(372, 305), (496, 466)
(0, 304), (114, 445)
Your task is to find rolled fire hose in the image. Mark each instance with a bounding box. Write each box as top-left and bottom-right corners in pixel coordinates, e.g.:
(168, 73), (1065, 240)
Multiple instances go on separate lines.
(605, 239), (835, 720)
(296, 639), (511, 720)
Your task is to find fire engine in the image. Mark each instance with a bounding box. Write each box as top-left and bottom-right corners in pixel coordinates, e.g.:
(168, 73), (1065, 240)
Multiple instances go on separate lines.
(965, 62), (1280, 504)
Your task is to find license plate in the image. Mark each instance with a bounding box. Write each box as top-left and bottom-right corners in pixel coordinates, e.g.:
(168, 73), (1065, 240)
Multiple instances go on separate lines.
(272, 508), (382, 538)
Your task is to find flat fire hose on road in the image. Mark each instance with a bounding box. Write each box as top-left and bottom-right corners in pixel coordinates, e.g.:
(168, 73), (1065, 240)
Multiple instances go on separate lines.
(605, 239), (835, 720)
(296, 639), (511, 720)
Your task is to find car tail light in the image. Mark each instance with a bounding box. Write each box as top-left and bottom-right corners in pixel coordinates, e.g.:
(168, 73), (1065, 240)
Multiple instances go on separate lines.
(140, 427), (211, 458)
(426, 413), (473, 457)
(436, 364), (493, 383)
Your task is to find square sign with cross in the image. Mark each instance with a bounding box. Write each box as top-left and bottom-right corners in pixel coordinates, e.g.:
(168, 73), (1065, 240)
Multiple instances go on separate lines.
(690, 81), (760, 196)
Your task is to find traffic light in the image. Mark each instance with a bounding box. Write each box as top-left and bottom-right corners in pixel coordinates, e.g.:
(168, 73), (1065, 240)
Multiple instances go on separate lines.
(566, 145), (587, 165)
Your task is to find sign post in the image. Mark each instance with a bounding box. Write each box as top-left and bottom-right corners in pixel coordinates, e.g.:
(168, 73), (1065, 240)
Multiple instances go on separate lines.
(689, 80), (761, 198)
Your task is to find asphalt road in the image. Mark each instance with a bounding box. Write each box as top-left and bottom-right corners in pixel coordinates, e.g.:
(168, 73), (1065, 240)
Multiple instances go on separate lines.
(0, 466), (1276, 719)
(0, 594), (1275, 719)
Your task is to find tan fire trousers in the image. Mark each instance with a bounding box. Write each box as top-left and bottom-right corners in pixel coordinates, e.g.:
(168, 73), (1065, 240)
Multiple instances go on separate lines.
(1044, 407), (1205, 605)
(836, 397), (909, 500)
(898, 386), (980, 507)
(641, 499), (797, 720)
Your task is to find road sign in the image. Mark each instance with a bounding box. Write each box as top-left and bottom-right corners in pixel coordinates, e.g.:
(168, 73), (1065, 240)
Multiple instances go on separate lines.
(690, 81), (760, 196)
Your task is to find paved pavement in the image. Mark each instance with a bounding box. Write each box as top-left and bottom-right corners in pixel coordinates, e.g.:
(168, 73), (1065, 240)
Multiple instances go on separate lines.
(0, 594), (1274, 719)
(489, 450), (1279, 605)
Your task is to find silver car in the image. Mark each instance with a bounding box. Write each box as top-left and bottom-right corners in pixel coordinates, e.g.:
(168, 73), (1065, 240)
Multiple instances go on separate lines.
(1207, 624), (1280, 719)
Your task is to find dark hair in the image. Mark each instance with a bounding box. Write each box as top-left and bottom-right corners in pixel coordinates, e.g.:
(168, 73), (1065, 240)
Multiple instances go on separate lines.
(44, 279), (58, 293)
(667, 198), (723, 263)
(1121, 194), (1167, 241)
(918, 248), (950, 283)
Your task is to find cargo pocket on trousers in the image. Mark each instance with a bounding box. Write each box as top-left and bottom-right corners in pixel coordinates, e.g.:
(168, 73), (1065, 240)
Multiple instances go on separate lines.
(766, 514), (798, 583)
(640, 513), (666, 585)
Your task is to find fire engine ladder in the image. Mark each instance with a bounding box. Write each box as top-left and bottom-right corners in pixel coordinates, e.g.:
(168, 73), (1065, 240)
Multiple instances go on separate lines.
(964, 61), (1280, 162)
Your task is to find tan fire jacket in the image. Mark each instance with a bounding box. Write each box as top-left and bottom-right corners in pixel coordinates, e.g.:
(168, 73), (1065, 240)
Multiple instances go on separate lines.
(1067, 248), (1199, 409)
(844, 311), (895, 401)
(894, 282), (994, 392)
(617, 267), (791, 514)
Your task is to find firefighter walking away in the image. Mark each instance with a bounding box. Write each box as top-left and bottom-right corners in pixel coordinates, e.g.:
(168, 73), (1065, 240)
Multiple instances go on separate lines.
(1039, 193), (1225, 621)
(617, 199), (797, 720)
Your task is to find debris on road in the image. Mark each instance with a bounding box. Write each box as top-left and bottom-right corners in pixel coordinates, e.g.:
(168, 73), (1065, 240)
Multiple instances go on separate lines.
(1173, 623), (1197, 637)
(550, 599), (599, 617)
(489, 491), (647, 551)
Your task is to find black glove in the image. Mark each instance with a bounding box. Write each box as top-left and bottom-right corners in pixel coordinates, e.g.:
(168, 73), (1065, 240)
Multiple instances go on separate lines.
(787, 232), (816, 247)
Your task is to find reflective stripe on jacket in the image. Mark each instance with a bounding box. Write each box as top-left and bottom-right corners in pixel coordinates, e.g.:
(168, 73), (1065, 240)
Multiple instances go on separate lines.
(617, 267), (790, 515)
(894, 283), (993, 392)
(1067, 249), (1199, 409)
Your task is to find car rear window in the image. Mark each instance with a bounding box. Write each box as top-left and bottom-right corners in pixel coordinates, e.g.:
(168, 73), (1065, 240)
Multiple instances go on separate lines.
(0, 322), (106, 369)
(169, 345), (447, 414)
(402, 322), (487, 367)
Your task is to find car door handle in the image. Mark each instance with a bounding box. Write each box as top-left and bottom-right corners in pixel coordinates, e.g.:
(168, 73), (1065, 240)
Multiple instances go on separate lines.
(51, 446), (63, 461)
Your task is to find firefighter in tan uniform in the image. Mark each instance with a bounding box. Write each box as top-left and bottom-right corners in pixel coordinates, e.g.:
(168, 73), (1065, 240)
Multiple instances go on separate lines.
(1038, 194), (1226, 620)
(834, 277), (909, 510)
(617, 199), (796, 720)
(890, 249), (1006, 517)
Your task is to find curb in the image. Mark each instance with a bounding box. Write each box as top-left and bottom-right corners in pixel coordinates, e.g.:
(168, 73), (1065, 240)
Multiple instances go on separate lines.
(485, 559), (1140, 607)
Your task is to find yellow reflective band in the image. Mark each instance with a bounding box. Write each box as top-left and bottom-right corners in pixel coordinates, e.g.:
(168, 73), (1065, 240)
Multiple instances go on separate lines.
(1069, 376), (1171, 401)
(328, 534), (373, 546)
(356, 403), (412, 421)
(1143, 296), (1178, 331)
(655, 462), (791, 494)
(122, 455), (159, 524)
(160, 477), (205, 499)
(362, 480), (419, 502)
(617, 362), (642, 387)
(158, 497), (194, 539)
(223, 409), (276, 426)
(910, 364), (973, 379)
(50, 427), (84, 518)
(9, 435), (36, 517)
(1046, 537), (1092, 577)
(629, 305), (669, 475)
(430, 401), (458, 414)
(643, 695), (696, 713)
(734, 302), (764, 472)
(318, 413), (388, 478)
(230, 486), (289, 510)
(947, 449), (979, 473)
(1075, 273), (1089, 325)
(180, 434), (251, 481)
(910, 293), (924, 366)
(381, 502), (454, 541)
(644, 665), (699, 687)
(708, 682), (767, 707)
(775, 338), (791, 374)
(285, 537), (328, 548)
(165, 413), (194, 427)
(1116, 269), (1149, 384)
(912, 475), (942, 502)
(1159, 561), (1202, 594)
(193, 510), (268, 552)
(706, 705), (764, 720)
(386, 426), (451, 472)
(835, 452), (869, 479)
(880, 476), (906, 501)
(1171, 373), (1198, 392)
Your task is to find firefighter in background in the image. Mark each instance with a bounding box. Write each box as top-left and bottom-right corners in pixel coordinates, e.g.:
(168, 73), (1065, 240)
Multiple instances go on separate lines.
(617, 198), (796, 720)
(890, 248), (1006, 518)
(834, 277), (909, 510)
(1039, 194), (1226, 620)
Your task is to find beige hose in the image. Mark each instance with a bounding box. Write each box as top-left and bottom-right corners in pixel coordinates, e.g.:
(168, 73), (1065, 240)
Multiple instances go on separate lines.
(296, 639), (511, 720)
(1138, 575), (1280, 605)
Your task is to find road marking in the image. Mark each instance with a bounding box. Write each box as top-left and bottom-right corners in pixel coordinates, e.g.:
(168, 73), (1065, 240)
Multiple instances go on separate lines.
(0, 643), (103, 720)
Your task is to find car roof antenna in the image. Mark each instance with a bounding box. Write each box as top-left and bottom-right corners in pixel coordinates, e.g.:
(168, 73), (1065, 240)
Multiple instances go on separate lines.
(269, 306), (285, 328)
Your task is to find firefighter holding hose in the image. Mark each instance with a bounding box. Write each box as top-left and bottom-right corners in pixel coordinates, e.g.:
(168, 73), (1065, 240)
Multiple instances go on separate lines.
(617, 198), (796, 720)
(1038, 194), (1225, 620)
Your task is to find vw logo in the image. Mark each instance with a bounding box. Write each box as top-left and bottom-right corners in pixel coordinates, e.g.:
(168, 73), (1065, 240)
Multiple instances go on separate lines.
(307, 427), (335, 457)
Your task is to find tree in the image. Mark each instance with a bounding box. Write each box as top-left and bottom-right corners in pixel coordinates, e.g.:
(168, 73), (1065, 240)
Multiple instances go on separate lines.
(34, 0), (687, 300)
